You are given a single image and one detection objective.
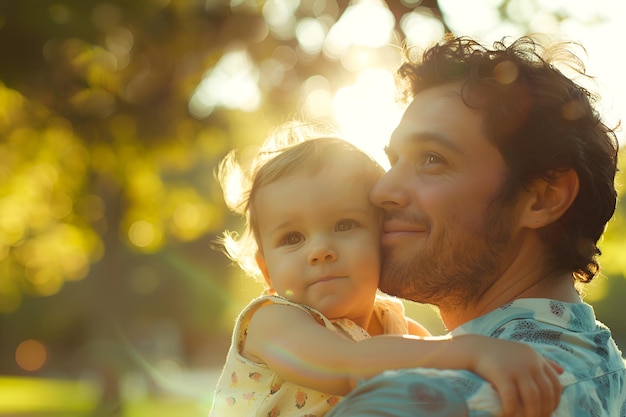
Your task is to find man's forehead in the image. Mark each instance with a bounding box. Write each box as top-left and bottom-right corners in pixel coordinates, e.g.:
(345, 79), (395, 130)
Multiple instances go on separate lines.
(390, 87), (469, 143)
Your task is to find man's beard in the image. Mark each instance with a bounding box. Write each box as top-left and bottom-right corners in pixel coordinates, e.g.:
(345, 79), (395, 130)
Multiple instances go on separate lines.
(379, 195), (514, 309)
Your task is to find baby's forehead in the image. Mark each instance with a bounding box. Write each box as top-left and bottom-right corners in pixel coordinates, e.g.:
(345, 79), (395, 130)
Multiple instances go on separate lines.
(289, 159), (377, 187)
(254, 169), (378, 221)
(250, 138), (383, 201)
(300, 147), (380, 173)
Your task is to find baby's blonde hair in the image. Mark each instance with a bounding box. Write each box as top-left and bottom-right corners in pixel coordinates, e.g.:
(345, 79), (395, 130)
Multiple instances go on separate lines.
(216, 121), (384, 281)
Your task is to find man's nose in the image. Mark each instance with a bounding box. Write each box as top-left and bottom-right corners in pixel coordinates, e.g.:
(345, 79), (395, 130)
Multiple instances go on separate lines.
(369, 166), (410, 209)
(308, 240), (338, 265)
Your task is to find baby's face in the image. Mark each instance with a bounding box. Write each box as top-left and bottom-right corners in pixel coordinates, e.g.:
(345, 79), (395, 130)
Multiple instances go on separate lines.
(254, 162), (381, 327)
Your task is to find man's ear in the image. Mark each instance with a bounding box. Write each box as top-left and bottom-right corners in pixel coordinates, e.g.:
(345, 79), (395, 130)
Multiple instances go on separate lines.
(521, 169), (579, 229)
(255, 251), (274, 291)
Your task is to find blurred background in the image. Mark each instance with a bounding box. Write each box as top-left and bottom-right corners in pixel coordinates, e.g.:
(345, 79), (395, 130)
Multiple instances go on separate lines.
(0, 0), (624, 416)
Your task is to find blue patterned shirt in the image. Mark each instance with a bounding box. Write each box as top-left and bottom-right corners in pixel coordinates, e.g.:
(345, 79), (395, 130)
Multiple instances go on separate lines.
(327, 298), (626, 416)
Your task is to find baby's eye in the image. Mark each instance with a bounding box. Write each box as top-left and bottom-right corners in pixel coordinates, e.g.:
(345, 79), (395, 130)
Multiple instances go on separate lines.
(281, 232), (304, 246)
(336, 219), (357, 232)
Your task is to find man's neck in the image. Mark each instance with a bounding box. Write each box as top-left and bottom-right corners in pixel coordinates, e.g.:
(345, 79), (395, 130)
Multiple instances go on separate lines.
(440, 276), (581, 330)
(439, 237), (582, 330)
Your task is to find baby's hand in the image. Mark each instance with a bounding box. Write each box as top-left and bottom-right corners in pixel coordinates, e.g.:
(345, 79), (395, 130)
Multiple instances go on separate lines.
(473, 338), (562, 417)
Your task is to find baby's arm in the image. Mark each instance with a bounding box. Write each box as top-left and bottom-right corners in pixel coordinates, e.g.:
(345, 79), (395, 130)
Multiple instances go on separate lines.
(244, 303), (561, 417)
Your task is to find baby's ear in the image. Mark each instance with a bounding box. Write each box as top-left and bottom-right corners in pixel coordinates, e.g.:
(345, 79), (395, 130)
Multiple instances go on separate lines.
(522, 169), (579, 229)
(255, 252), (273, 291)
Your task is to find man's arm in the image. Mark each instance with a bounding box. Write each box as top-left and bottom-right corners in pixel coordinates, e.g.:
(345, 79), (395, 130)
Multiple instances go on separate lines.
(326, 368), (482, 417)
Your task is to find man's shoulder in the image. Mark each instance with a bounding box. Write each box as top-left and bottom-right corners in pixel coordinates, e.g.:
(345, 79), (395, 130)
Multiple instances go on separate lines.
(459, 298), (598, 336)
(458, 298), (625, 373)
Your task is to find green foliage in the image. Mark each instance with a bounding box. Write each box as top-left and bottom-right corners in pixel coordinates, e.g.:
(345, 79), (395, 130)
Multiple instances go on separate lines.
(599, 157), (626, 277)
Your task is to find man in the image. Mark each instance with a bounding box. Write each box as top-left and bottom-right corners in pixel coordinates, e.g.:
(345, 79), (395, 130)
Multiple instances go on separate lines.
(328, 35), (625, 416)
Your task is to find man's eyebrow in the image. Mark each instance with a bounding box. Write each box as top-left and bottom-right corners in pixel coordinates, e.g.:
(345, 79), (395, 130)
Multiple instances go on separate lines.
(388, 132), (464, 156)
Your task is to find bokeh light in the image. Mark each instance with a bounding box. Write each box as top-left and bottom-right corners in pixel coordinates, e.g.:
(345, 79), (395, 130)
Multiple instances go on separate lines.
(324, 0), (395, 59)
(333, 68), (404, 167)
(401, 7), (446, 49)
(15, 339), (47, 372)
(128, 220), (162, 250)
(189, 45), (261, 118)
(296, 17), (328, 55)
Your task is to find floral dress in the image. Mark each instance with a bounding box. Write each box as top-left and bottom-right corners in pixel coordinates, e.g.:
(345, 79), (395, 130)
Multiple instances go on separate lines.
(209, 293), (410, 417)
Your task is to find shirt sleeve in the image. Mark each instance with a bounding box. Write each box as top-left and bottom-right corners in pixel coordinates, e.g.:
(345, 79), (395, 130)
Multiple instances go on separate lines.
(326, 367), (500, 417)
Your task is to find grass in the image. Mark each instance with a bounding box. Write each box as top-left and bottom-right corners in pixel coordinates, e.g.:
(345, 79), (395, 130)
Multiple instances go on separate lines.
(0, 376), (98, 415)
(0, 376), (211, 417)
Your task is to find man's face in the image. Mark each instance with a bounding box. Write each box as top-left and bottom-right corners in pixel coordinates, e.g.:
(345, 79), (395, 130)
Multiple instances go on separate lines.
(370, 84), (515, 308)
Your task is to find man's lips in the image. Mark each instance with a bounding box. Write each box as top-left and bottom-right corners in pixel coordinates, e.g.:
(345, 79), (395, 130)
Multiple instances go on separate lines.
(381, 220), (427, 242)
(382, 219), (427, 234)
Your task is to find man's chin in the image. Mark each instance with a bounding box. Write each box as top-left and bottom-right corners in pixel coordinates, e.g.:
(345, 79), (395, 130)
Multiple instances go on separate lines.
(379, 270), (418, 301)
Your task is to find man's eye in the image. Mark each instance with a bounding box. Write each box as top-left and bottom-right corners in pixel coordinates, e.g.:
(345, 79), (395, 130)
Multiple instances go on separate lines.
(424, 152), (444, 165)
(282, 233), (303, 245)
(336, 219), (356, 232)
